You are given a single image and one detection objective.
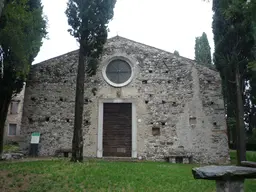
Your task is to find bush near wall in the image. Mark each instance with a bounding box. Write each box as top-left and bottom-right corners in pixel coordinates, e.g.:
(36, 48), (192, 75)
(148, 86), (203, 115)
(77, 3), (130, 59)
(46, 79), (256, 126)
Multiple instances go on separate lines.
(229, 143), (256, 151)
(230, 150), (256, 163)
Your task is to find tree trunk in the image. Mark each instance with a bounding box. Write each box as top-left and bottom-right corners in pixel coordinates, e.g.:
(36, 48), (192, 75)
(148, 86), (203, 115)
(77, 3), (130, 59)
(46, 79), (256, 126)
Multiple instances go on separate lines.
(0, 0), (4, 17)
(0, 92), (12, 158)
(226, 77), (237, 147)
(227, 108), (235, 146)
(235, 67), (246, 165)
(71, 44), (85, 162)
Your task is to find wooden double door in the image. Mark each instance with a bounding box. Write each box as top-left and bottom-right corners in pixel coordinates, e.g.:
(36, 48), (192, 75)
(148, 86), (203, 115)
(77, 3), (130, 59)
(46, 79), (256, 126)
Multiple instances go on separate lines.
(103, 103), (132, 157)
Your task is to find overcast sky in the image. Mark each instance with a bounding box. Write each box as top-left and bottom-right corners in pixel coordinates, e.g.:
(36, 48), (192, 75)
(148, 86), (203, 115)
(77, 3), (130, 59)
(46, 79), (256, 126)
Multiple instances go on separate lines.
(33, 0), (213, 64)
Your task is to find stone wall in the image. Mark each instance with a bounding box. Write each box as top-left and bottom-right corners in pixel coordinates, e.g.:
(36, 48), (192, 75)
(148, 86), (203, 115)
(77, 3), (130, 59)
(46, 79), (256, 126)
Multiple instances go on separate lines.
(21, 51), (79, 155)
(20, 36), (229, 163)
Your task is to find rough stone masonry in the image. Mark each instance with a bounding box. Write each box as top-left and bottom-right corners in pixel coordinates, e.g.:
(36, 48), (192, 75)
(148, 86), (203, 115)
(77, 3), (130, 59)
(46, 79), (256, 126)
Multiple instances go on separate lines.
(20, 36), (229, 164)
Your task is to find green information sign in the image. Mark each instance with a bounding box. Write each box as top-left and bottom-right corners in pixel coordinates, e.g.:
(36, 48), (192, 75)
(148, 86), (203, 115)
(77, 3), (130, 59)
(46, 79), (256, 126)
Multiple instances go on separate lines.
(31, 132), (40, 144)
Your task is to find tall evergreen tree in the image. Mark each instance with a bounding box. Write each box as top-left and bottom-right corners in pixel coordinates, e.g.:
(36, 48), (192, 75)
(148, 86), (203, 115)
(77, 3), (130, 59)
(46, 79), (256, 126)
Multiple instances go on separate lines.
(65, 0), (116, 162)
(195, 37), (200, 62)
(246, 21), (256, 136)
(212, 0), (255, 165)
(0, 0), (47, 157)
(194, 32), (212, 66)
(246, 19), (256, 144)
(174, 50), (180, 56)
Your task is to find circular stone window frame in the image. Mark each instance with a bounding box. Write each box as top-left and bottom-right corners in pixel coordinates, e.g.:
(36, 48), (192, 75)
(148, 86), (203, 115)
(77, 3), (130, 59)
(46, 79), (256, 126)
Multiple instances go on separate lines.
(102, 56), (135, 88)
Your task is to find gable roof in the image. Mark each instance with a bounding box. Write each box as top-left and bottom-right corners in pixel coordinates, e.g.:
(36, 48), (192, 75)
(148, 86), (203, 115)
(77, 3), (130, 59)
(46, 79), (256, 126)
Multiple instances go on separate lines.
(32, 35), (216, 71)
(108, 35), (196, 62)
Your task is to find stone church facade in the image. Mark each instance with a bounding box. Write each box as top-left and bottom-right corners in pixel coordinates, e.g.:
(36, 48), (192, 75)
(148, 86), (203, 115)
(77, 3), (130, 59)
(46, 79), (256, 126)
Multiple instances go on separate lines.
(20, 36), (229, 164)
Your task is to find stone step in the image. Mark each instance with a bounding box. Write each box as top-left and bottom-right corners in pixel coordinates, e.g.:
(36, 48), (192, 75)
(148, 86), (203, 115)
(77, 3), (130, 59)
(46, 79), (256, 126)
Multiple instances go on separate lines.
(1, 152), (24, 160)
(100, 157), (140, 162)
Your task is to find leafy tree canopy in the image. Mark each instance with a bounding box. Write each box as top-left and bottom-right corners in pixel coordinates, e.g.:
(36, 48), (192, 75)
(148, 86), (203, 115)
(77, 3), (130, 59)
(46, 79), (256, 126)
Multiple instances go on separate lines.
(0, 0), (47, 156)
(0, 0), (47, 94)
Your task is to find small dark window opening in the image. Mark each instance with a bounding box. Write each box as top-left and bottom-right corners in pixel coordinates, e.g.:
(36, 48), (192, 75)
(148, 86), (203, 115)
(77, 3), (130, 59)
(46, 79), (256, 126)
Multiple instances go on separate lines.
(59, 97), (64, 102)
(161, 122), (166, 126)
(45, 117), (50, 122)
(92, 88), (97, 96)
(31, 97), (36, 101)
(28, 117), (33, 124)
(8, 124), (17, 136)
(210, 101), (214, 105)
(176, 157), (183, 163)
(145, 100), (149, 104)
(162, 100), (166, 104)
(149, 70), (153, 73)
(172, 102), (177, 106)
(63, 152), (69, 158)
(64, 80), (67, 83)
(165, 70), (169, 74)
(168, 80), (171, 84)
(152, 127), (160, 136)
(207, 80), (211, 84)
(189, 117), (197, 125)
(10, 101), (19, 114)
(66, 119), (70, 123)
(177, 77), (181, 81)
(213, 122), (217, 126)
(85, 98), (89, 104)
(44, 98), (47, 101)
(142, 80), (148, 84)
(167, 142), (173, 145)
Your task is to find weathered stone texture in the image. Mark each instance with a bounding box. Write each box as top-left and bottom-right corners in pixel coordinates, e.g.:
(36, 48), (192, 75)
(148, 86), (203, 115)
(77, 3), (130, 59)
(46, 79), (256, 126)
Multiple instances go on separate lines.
(192, 165), (256, 180)
(192, 165), (256, 192)
(20, 36), (229, 163)
(21, 51), (79, 156)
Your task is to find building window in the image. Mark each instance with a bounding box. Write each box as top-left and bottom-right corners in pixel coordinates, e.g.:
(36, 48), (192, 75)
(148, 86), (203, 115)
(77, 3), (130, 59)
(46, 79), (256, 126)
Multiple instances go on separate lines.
(103, 58), (133, 87)
(10, 101), (19, 114)
(8, 124), (17, 136)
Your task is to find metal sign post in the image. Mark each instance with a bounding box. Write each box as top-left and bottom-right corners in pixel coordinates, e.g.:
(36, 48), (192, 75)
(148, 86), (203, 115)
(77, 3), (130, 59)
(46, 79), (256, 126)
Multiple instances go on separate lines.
(29, 132), (40, 157)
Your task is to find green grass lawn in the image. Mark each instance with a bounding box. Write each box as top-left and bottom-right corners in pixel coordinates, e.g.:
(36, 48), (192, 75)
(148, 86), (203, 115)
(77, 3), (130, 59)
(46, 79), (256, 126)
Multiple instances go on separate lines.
(0, 159), (256, 192)
(230, 150), (256, 163)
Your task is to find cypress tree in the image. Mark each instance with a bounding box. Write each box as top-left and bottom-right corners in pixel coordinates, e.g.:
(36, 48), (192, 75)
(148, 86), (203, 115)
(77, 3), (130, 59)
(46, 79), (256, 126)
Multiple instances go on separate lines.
(194, 32), (212, 66)
(212, 0), (255, 164)
(66, 0), (116, 162)
(174, 50), (180, 56)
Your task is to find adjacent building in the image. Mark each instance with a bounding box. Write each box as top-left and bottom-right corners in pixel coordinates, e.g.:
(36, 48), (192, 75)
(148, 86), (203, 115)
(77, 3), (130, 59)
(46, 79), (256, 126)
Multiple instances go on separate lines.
(5, 84), (26, 143)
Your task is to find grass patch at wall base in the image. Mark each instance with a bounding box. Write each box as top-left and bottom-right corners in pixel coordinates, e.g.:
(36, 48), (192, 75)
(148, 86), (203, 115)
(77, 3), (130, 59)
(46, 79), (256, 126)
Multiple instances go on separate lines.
(1, 159), (256, 192)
